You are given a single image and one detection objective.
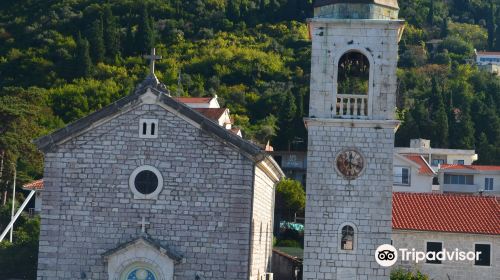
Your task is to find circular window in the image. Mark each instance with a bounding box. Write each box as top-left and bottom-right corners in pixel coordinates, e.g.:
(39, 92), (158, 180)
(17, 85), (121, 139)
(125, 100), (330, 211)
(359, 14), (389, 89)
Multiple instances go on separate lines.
(129, 165), (163, 199)
(134, 170), (158, 194)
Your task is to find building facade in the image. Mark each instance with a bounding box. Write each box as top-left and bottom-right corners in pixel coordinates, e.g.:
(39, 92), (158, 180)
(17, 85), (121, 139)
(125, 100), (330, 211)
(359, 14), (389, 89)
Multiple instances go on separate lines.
(303, 1), (404, 279)
(438, 164), (500, 195)
(34, 73), (283, 279)
(393, 193), (500, 280)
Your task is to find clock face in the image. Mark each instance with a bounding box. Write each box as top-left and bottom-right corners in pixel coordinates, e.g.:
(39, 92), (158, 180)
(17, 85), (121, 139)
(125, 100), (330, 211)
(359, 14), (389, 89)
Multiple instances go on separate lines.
(336, 149), (364, 179)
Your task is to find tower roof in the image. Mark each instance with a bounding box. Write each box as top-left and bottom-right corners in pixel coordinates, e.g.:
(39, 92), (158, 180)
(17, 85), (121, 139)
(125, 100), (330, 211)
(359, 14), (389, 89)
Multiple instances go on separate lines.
(314, 0), (398, 9)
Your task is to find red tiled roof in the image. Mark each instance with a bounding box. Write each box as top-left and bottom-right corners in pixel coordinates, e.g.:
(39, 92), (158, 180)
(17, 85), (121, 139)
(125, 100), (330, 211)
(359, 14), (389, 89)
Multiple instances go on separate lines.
(393, 192), (500, 235)
(440, 164), (500, 171)
(194, 108), (227, 121)
(22, 179), (44, 191)
(477, 51), (500, 55)
(175, 97), (213, 104)
(403, 155), (435, 175)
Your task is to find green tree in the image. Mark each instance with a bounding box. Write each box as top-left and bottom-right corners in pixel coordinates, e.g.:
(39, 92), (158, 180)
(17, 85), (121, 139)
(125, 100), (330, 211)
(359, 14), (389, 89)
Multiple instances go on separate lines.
(495, 8), (500, 50)
(103, 6), (120, 58)
(275, 178), (305, 220)
(487, 1), (496, 49)
(75, 33), (93, 78)
(391, 268), (429, 280)
(88, 18), (105, 63)
(427, 0), (435, 25)
(136, 5), (155, 54)
(449, 105), (475, 149)
(0, 205), (40, 279)
(433, 98), (449, 148)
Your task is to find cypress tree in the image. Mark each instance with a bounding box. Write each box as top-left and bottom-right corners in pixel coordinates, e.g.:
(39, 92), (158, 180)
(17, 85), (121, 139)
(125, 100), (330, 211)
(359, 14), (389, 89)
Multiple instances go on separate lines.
(427, 0), (435, 25)
(440, 17), (449, 38)
(487, 1), (496, 49)
(433, 98), (449, 148)
(136, 5), (155, 54)
(75, 33), (93, 78)
(88, 18), (105, 63)
(495, 8), (500, 50)
(103, 6), (120, 58)
(124, 23), (135, 56)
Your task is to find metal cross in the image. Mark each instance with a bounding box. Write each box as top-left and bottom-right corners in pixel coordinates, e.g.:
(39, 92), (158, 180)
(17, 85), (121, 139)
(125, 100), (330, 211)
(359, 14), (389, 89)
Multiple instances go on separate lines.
(137, 216), (150, 234)
(144, 48), (162, 76)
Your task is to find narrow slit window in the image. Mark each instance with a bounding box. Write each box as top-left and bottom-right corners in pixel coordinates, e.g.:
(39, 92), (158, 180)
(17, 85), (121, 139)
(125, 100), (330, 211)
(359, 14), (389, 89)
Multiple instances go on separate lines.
(139, 119), (159, 139)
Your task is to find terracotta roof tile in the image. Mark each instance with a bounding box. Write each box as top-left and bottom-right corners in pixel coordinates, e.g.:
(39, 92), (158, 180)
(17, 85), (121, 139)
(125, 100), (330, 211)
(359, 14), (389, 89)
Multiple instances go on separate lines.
(175, 97), (213, 104)
(477, 51), (500, 55)
(403, 154), (435, 175)
(440, 164), (500, 171)
(22, 179), (44, 191)
(193, 108), (227, 121)
(393, 192), (500, 235)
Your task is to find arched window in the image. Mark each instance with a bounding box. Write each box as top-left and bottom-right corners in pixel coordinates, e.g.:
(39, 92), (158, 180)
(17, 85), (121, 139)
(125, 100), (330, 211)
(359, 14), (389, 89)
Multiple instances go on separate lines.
(340, 225), (355, 251)
(336, 51), (370, 117)
(122, 264), (159, 280)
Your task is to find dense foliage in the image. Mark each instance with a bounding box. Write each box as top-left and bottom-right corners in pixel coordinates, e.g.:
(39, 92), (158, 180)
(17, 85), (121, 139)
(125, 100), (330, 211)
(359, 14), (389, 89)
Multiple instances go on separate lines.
(0, 0), (499, 276)
(391, 268), (429, 280)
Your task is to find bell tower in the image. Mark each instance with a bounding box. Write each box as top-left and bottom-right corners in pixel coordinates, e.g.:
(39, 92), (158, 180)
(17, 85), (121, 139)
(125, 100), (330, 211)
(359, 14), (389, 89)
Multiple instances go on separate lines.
(303, 1), (404, 279)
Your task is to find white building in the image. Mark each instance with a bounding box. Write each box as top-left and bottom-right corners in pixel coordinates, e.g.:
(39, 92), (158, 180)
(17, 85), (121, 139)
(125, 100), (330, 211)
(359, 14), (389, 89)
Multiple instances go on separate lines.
(176, 96), (242, 137)
(174, 96), (220, 109)
(395, 139), (478, 171)
(438, 164), (500, 195)
(393, 154), (436, 193)
(474, 50), (500, 76)
(392, 192), (500, 280)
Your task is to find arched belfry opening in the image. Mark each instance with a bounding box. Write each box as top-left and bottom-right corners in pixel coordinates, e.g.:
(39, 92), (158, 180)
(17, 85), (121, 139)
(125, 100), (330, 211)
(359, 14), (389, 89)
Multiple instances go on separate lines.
(336, 51), (370, 117)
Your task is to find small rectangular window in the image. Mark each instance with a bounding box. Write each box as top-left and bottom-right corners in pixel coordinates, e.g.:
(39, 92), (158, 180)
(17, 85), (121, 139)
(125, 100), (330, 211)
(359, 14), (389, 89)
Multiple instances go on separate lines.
(426, 242), (442, 264)
(465, 175), (473, 185)
(485, 178), (494, 191)
(394, 166), (410, 186)
(475, 244), (491, 266)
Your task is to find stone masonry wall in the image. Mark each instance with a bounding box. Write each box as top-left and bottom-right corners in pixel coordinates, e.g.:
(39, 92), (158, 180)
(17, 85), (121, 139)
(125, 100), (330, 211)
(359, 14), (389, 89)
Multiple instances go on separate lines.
(37, 103), (255, 279)
(393, 230), (500, 280)
(309, 20), (402, 120)
(303, 123), (395, 280)
(249, 167), (275, 280)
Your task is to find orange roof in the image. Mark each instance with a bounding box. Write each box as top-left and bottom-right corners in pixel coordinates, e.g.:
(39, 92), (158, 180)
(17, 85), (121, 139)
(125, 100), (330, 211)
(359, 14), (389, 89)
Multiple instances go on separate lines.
(403, 154), (435, 175)
(22, 179), (44, 191)
(194, 108), (227, 121)
(393, 192), (500, 235)
(175, 97), (213, 104)
(440, 164), (500, 171)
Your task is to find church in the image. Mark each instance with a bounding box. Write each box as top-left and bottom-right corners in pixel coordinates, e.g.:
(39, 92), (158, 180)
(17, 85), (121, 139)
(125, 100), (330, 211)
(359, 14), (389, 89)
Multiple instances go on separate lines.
(34, 53), (284, 279)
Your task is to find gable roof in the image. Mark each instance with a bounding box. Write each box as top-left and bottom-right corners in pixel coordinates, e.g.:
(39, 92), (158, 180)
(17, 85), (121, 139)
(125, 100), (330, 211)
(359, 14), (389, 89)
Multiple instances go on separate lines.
(393, 192), (500, 235)
(440, 164), (500, 171)
(403, 154), (435, 176)
(22, 179), (44, 191)
(175, 97), (214, 104)
(34, 82), (283, 179)
(194, 108), (228, 122)
(102, 236), (183, 263)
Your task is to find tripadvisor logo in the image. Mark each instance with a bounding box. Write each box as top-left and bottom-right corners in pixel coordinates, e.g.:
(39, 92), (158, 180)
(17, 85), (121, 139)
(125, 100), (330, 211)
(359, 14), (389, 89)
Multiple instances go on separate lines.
(375, 244), (483, 267)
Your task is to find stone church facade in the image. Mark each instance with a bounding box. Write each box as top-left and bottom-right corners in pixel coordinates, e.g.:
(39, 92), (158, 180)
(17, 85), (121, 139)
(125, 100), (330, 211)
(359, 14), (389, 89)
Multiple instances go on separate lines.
(35, 75), (283, 279)
(303, 1), (404, 279)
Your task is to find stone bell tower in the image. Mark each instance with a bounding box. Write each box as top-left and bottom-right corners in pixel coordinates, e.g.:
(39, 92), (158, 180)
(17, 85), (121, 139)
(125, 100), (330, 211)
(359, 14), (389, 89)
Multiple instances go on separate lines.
(303, 1), (404, 279)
